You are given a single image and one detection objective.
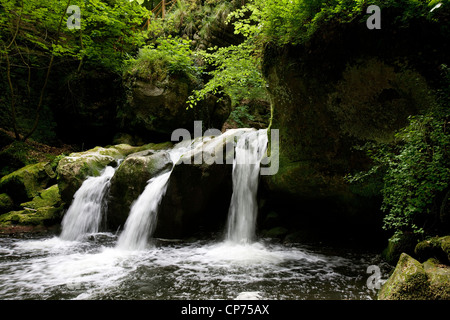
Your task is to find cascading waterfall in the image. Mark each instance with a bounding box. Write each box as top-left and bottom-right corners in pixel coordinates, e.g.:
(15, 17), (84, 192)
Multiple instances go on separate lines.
(226, 129), (268, 244)
(59, 166), (116, 241)
(116, 146), (189, 251)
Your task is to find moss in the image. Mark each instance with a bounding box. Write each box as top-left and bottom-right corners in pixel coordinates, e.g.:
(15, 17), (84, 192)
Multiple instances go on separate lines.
(382, 232), (419, 265)
(378, 253), (430, 300)
(415, 236), (450, 264)
(0, 193), (13, 214)
(0, 162), (55, 203)
(423, 258), (450, 300)
(20, 185), (62, 210)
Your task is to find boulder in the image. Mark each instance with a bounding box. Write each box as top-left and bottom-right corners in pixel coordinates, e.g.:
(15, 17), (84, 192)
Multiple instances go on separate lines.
(378, 253), (432, 300)
(378, 253), (450, 300)
(154, 129), (252, 239)
(415, 236), (450, 265)
(56, 143), (165, 204)
(106, 149), (174, 229)
(0, 193), (13, 214)
(0, 184), (63, 228)
(0, 162), (56, 204)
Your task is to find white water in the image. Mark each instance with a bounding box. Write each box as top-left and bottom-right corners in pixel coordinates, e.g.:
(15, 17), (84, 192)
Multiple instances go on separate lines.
(60, 166), (116, 241)
(116, 146), (189, 251)
(226, 129), (268, 244)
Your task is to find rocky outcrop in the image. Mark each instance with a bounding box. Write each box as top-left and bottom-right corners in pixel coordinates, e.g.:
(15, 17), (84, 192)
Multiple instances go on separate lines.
(56, 143), (163, 204)
(0, 162), (56, 204)
(259, 11), (449, 244)
(154, 129), (252, 238)
(119, 75), (232, 141)
(106, 148), (174, 229)
(378, 253), (450, 300)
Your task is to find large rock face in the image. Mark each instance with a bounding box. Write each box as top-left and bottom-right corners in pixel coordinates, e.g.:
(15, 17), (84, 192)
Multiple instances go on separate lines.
(119, 75), (232, 141)
(259, 13), (449, 244)
(154, 129), (253, 239)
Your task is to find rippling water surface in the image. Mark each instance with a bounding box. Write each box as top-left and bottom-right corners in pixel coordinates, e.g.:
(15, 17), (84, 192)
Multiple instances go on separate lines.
(0, 233), (390, 300)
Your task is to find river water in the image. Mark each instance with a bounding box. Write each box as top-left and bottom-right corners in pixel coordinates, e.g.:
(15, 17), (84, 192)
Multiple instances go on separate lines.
(0, 129), (390, 300)
(0, 233), (387, 300)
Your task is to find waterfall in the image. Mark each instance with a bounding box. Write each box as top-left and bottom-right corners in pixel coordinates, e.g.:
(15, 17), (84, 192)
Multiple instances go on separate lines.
(60, 166), (116, 241)
(116, 147), (188, 251)
(226, 129), (268, 244)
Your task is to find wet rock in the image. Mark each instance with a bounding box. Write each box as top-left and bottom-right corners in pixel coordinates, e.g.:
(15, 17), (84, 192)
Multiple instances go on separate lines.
(155, 129), (251, 239)
(106, 149), (173, 230)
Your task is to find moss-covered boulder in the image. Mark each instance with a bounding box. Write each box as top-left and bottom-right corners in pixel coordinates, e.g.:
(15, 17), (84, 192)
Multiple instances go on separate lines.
(259, 6), (448, 245)
(415, 236), (450, 265)
(382, 232), (419, 265)
(378, 253), (432, 300)
(0, 193), (13, 214)
(0, 162), (56, 204)
(106, 149), (174, 229)
(56, 143), (163, 204)
(378, 253), (450, 300)
(423, 258), (450, 300)
(0, 184), (63, 228)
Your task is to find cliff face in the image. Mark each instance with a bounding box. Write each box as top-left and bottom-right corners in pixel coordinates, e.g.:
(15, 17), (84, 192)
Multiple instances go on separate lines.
(259, 11), (450, 244)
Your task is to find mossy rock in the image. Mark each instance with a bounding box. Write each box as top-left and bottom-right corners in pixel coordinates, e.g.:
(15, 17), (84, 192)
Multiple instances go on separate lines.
(0, 162), (56, 204)
(106, 150), (173, 229)
(0, 184), (63, 229)
(378, 253), (450, 300)
(56, 143), (173, 204)
(382, 232), (419, 265)
(415, 236), (450, 264)
(378, 253), (431, 300)
(20, 184), (62, 210)
(0, 206), (63, 227)
(423, 258), (450, 300)
(0, 193), (13, 214)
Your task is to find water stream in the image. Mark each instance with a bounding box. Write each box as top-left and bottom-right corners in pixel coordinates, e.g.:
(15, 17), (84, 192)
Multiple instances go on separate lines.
(0, 130), (388, 300)
(60, 166), (116, 241)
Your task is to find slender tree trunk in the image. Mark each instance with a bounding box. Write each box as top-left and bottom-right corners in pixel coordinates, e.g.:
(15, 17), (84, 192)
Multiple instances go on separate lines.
(22, 0), (72, 142)
(4, 50), (20, 140)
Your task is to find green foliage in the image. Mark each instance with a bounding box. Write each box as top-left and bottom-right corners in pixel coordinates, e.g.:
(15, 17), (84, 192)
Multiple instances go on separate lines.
(228, 104), (256, 127)
(124, 36), (199, 82)
(187, 40), (267, 108)
(347, 66), (450, 242)
(235, 0), (450, 46)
